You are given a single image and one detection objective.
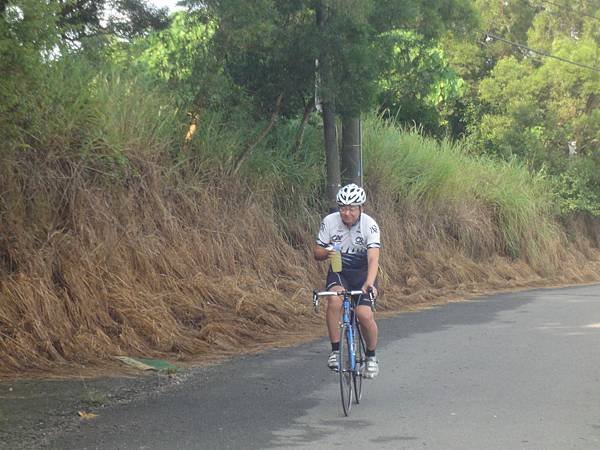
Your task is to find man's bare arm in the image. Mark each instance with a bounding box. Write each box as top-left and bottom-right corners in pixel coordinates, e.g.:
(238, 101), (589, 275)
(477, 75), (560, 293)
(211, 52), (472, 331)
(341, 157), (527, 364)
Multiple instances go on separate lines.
(314, 245), (330, 261)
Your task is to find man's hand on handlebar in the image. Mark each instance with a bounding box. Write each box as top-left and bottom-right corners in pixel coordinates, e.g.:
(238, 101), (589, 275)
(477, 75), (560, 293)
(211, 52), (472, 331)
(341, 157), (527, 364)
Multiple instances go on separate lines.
(362, 284), (377, 299)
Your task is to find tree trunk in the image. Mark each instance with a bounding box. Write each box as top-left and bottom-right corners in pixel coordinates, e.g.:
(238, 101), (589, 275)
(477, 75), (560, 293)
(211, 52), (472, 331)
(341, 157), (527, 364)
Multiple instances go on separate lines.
(292, 99), (314, 154)
(317, 1), (341, 212)
(341, 115), (362, 186)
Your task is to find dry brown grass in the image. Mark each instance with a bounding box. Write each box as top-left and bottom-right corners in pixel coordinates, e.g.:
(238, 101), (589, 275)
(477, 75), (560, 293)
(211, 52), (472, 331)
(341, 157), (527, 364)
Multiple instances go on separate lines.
(0, 151), (323, 375)
(1, 151), (600, 377)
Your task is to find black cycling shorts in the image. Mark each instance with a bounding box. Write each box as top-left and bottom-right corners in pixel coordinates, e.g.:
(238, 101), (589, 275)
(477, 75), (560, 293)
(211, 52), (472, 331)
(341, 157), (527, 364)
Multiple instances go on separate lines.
(325, 268), (376, 307)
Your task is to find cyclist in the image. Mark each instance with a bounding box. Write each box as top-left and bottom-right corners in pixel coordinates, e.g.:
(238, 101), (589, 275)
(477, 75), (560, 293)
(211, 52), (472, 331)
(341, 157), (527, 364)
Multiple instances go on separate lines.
(313, 183), (381, 378)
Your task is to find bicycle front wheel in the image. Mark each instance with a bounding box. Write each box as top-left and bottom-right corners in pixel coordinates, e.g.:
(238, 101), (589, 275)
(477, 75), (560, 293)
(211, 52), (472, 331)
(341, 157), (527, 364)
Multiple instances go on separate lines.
(339, 323), (353, 416)
(353, 322), (365, 403)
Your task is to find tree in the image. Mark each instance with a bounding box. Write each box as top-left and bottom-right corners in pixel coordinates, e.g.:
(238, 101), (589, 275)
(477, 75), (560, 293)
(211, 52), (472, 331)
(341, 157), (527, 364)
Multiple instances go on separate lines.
(527, 0), (600, 51)
(0, 0), (61, 143)
(377, 29), (467, 137)
(188, 0), (478, 207)
(121, 12), (218, 102)
(465, 0), (600, 214)
(473, 35), (599, 165)
(0, 0), (172, 146)
(57, 0), (170, 50)
(195, 0), (318, 118)
(315, 0), (478, 206)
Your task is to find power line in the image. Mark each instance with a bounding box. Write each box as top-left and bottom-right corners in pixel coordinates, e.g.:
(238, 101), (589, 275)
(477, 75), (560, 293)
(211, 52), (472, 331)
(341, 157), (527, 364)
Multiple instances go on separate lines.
(484, 32), (600, 73)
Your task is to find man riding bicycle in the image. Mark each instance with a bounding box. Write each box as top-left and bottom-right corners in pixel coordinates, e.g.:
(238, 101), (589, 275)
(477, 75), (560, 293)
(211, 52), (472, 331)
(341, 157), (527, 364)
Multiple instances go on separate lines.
(313, 183), (381, 378)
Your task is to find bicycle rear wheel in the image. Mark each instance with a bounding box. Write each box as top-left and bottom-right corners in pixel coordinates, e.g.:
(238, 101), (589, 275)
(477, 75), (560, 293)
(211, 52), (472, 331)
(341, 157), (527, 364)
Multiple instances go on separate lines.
(339, 323), (353, 416)
(353, 322), (365, 403)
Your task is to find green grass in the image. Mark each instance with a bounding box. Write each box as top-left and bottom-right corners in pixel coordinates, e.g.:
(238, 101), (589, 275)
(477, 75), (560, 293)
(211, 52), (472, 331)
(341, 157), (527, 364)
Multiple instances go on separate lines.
(363, 115), (561, 265)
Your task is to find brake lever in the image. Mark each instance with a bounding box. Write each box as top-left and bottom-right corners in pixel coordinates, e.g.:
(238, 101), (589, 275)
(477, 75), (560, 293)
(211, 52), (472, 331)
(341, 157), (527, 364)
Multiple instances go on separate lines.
(367, 287), (376, 312)
(312, 289), (320, 313)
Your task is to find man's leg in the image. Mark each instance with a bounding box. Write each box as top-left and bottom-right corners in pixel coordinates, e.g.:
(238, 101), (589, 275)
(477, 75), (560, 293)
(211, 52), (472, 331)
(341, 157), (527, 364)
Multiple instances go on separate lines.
(356, 304), (379, 378)
(326, 286), (344, 342)
(325, 285), (344, 369)
(356, 304), (378, 351)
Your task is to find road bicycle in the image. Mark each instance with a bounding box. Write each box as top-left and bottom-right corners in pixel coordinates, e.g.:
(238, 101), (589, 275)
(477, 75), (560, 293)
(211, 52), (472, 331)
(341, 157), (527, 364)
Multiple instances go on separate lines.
(312, 288), (375, 416)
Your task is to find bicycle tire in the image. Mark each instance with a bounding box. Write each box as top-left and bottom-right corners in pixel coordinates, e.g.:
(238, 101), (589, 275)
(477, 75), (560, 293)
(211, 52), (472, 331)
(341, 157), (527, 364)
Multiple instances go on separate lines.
(339, 323), (353, 416)
(353, 321), (365, 403)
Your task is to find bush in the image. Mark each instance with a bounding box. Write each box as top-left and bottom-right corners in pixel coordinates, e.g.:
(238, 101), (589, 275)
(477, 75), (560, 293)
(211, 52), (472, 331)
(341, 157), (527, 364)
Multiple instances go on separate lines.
(555, 156), (600, 217)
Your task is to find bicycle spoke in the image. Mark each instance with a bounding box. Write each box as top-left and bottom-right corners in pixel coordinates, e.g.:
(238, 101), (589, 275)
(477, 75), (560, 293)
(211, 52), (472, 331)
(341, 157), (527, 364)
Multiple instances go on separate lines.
(339, 324), (353, 416)
(353, 321), (364, 403)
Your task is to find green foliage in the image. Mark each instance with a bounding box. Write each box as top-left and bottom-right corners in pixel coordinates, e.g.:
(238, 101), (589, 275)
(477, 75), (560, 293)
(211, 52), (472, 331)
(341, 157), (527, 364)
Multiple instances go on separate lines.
(318, 0), (478, 116)
(131, 13), (214, 84)
(475, 0), (535, 53)
(470, 37), (599, 167)
(555, 156), (600, 217)
(315, 1), (380, 116)
(3, 46), (182, 174)
(199, 0), (319, 117)
(244, 116), (324, 186)
(0, 1), (60, 143)
(527, 0), (600, 51)
(457, 1), (600, 215)
(0, 0), (175, 145)
(369, 0), (479, 38)
(377, 30), (467, 136)
(58, 0), (170, 50)
(191, 0), (478, 120)
(113, 11), (228, 107)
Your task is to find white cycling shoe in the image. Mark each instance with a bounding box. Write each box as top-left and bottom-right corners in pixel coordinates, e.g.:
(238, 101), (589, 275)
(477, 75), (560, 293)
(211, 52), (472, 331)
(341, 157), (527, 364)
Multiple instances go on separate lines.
(327, 351), (339, 370)
(363, 356), (379, 378)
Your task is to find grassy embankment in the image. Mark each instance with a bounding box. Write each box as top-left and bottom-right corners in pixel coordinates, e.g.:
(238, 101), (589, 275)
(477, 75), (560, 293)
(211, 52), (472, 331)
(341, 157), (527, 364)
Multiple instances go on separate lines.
(1, 66), (599, 377)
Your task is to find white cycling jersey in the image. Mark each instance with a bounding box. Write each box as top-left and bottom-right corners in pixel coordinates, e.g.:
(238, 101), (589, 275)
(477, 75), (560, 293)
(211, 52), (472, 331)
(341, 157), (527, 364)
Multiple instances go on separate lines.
(316, 212), (381, 271)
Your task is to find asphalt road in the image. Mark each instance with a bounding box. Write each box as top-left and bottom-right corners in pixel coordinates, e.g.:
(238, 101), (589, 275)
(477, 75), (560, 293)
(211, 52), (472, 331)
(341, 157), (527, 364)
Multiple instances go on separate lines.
(46, 284), (600, 450)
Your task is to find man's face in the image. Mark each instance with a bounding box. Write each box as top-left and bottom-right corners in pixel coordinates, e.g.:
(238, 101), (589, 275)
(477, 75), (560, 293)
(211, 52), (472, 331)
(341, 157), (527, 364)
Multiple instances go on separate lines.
(339, 205), (361, 226)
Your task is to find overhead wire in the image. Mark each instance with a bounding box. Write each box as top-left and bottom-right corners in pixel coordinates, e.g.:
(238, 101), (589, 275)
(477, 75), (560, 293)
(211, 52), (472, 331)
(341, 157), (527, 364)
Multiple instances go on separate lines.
(483, 32), (600, 73)
(477, 0), (600, 73)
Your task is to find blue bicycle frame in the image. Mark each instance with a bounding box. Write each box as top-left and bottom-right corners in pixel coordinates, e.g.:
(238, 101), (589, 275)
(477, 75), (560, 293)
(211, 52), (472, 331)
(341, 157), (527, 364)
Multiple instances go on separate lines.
(312, 288), (374, 416)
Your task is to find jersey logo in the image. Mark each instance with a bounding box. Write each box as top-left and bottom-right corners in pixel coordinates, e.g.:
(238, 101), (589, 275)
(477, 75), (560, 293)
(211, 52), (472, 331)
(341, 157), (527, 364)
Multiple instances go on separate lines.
(354, 236), (365, 246)
(320, 221), (326, 231)
(331, 234), (343, 243)
(370, 225), (378, 233)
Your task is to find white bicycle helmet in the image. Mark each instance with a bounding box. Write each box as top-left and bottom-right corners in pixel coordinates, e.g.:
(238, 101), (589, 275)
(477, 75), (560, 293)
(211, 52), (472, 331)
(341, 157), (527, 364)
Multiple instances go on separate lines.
(336, 183), (366, 206)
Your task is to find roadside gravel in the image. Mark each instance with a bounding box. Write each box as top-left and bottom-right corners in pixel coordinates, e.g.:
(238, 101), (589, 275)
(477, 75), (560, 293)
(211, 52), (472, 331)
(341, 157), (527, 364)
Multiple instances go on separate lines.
(0, 369), (192, 450)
